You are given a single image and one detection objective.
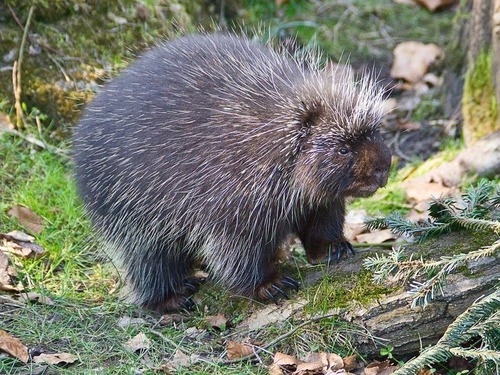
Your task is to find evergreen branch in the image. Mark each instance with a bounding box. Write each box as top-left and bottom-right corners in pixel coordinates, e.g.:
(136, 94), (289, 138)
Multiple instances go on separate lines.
(392, 289), (500, 375)
(453, 217), (500, 233)
(364, 217), (389, 231)
(448, 347), (500, 363)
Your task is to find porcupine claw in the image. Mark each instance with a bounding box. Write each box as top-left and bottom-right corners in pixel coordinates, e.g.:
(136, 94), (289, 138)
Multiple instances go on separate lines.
(272, 284), (289, 299)
(258, 275), (300, 303)
(327, 241), (355, 264)
(179, 296), (196, 311)
(281, 276), (300, 290)
(184, 276), (207, 294)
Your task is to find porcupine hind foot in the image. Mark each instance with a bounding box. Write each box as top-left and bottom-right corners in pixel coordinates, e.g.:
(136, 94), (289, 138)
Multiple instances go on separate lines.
(122, 243), (202, 313)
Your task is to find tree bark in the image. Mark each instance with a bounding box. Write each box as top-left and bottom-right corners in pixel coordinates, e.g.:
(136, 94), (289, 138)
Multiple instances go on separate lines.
(493, 0), (500, 117)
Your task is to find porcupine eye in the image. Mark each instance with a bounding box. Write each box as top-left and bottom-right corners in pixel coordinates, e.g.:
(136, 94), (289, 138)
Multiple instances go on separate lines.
(338, 147), (350, 156)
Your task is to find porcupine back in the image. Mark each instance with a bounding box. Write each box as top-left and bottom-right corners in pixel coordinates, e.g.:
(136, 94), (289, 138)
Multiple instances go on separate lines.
(73, 33), (389, 311)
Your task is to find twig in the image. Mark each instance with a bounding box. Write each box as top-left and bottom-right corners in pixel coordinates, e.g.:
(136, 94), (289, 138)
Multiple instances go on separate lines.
(12, 5), (35, 130)
(221, 312), (341, 364)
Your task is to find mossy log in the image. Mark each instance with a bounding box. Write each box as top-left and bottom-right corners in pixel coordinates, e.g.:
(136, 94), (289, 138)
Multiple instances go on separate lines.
(307, 232), (500, 357)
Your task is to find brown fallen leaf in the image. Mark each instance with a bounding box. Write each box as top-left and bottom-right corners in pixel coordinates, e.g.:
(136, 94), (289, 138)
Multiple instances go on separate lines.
(32, 352), (78, 365)
(0, 329), (29, 363)
(269, 363), (285, 375)
(294, 361), (324, 374)
(390, 42), (442, 83)
(365, 360), (398, 375)
(274, 351), (300, 368)
(416, 0), (457, 11)
(124, 332), (151, 352)
(303, 352), (343, 371)
(242, 299), (307, 330)
(403, 178), (453, 203)
(355, 229), (396, 244)
(205, 313), (228, 330)
(0, 232), (45, 259)
(0, 252), (17, 292)
(7, 206), (44, 234)
(162, 349), (199, 372)
(0, 112), (13, 134)
(226, 340), (253, 359)
(343, 354), (359, 372)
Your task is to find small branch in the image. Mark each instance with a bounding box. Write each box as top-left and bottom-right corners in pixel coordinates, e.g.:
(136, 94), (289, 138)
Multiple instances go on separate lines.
(12, 6), (35, 130)
(221, 312), (341, 364)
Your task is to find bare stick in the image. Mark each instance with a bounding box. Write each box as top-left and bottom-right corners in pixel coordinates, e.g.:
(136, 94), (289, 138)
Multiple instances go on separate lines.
(12, 6), (35, 130)
(221, 312), (340, 364)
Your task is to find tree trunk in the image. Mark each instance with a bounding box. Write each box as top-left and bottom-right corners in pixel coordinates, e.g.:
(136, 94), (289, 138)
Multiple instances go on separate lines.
(493, 0), (500, 116)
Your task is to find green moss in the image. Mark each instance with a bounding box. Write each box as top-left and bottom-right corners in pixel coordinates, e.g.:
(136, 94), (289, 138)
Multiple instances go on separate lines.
(304, 270), (393, 314)
(462, 50), (499, 144)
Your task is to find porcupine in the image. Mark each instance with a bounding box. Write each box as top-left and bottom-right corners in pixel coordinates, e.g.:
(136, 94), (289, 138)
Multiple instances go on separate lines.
(73, 33), (392, 312)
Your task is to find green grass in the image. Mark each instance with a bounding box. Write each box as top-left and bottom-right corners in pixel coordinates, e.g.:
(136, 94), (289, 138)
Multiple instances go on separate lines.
(0, 133), (392, 374)
(240, 0), (453, 64)
(0, 0), (462, 372)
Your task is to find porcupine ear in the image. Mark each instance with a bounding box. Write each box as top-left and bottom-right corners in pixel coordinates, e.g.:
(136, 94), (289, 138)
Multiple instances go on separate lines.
(299, 99), (323, 129)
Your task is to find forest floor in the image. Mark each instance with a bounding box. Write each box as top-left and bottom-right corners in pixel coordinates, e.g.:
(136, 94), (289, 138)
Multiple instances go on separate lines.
(1, 1), (496, 374)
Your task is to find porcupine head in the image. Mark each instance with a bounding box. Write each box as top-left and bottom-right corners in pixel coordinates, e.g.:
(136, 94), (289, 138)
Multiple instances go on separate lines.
(287, 67), (392, 265)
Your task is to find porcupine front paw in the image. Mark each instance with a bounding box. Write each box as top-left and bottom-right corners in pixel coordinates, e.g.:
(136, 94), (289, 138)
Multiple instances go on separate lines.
(255, 275), (300, 303)
(308, 241), (355, 265)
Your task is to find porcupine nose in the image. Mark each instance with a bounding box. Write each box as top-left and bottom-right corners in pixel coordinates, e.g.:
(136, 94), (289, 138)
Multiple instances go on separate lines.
(374, 143), (392, 187)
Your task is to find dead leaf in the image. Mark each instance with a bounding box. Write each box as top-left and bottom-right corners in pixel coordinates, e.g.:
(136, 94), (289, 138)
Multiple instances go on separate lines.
(355, 229), (395, 244)
(205, 313), (228, 330)
(0, 232), (45, 259)
(391, 42), (442, 83)
(162, 349), (199, 371)
(0, 252), (15, 292)
(294, 361), (324, 374)
(19, 292), (54, 305)
(274, 352), (300, 367)
(365, 360), (398, 375)
(7, 205), (44, 234)
(344, 209), (368, 241)
(416, 0), (457, 11)
(303, 352), (344, 371)
(226, 341), (253, 359)
(2, 231), (35, 243)
(158, 313), (184, 326)
(269, 363), (285, 375)
(32, 352), (78, 365)
(343, 354), (358, 372)
(403, 179), (452, 203)
(0, 329), (29, 363)
(0, 112), (13, 134)
(124, 332), (151, 352)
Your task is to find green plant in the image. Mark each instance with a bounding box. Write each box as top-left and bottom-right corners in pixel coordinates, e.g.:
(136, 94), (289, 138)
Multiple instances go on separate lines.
(392, 288), (500, 375)
(364, 180), (499, 307)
